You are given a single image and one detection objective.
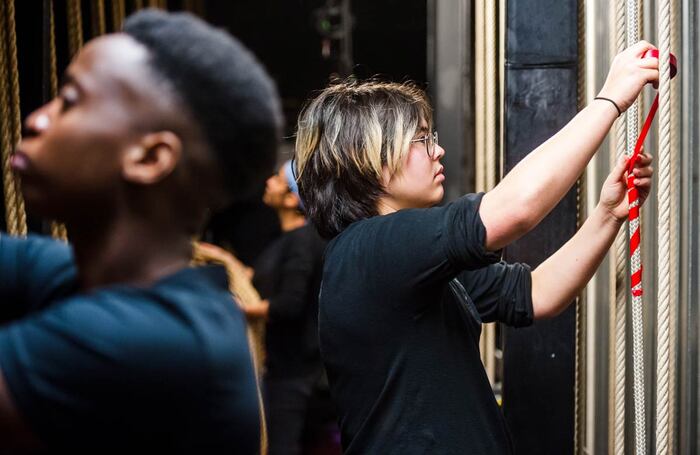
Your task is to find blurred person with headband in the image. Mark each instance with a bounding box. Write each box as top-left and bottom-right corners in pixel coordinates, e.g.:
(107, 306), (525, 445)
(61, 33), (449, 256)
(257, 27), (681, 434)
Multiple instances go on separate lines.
(248, 159), (332, 455)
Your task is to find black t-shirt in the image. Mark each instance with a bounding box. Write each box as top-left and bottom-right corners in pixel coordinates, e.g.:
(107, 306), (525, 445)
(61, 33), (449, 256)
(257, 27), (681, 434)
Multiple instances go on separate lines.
(320, 193), (533, 454)
(253, 224), (326, 379)
(0, 235), (260, 453)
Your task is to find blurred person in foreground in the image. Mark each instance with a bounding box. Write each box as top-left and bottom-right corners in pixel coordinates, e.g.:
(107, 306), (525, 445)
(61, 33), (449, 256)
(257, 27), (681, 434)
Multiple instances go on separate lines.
(0, 9), (281, 453)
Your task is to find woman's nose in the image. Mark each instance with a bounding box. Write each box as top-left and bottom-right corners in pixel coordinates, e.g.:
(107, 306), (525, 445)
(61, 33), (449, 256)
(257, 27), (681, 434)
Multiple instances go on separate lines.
(434, 144), (446, 160)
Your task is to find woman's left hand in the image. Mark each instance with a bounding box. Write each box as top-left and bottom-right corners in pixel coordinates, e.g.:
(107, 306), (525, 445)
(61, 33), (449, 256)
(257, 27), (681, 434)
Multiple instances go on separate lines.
(599, 150), (654, 222)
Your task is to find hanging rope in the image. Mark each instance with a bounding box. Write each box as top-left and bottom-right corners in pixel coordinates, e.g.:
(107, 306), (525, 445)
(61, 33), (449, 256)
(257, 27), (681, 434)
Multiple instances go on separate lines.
(483, 0), (498, 383)
(666, 0), (680, 448)
(609, 0), (628, 453)
(574, 0), (587, 452)
(474, 0), (499, 383)
(624, 0), (647, 452)
(147, 0), (166, 9)
(618, 47), (678, 455)
(91, 0), (106, 37)
(111, 0), (125, 32)
(654, 0), (673, 449)
(191, 242), (268, 455)
(46, 0), (67, 241)
(66, 0), (83, 58)
(0, 0), (27, 236)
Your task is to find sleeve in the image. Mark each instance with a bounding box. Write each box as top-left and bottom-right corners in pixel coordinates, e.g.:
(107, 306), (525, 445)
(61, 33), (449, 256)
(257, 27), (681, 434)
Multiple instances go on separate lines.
(0, 293), (205, 448)
(267, 232), (317, 322)
(0, 235), (77, 318)
(456, 260), (534, 327)
(358, 193), (502, 291)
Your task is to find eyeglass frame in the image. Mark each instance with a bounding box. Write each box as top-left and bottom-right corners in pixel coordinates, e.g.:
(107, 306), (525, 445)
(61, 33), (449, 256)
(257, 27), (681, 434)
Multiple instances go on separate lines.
(410, 131), (439, 159)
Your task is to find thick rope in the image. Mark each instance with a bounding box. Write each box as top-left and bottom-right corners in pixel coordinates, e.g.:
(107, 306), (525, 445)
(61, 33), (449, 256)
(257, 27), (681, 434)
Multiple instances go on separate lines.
(191, 243), (268, 455)
(610, 1), (628, 453)
(574, 0), (587, 452)
(474, 0), (486, 194)
(47, 0), (67, 241)
(484, 0), (497, 192)
(6, 0), (26, 235)
(66, 0), (83, 58)
(91, 0), (106, 37)
(483, 0), (498, 383)
(625, 0), (647, 453)
(0, 0), (27, 236)
(654, 0), (672, 451)
(666, 0), (679, 448)
(147, 0), (166, 9)
(111, 0), (125, 32)
(473, 0), (498, 382)
(0, 0), (18, 235)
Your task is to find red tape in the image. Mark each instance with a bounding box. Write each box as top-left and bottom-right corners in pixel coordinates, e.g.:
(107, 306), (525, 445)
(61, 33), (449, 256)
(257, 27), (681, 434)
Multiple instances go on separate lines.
(626, 49), (677, 304)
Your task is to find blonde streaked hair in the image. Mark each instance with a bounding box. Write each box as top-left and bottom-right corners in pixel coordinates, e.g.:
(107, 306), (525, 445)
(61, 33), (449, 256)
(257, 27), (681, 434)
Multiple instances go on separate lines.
(294, 80), (432, 238)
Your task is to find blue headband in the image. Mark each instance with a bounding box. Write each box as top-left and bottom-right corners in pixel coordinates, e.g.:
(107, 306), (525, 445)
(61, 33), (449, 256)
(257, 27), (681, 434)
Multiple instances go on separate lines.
(283, 160), (304, 211)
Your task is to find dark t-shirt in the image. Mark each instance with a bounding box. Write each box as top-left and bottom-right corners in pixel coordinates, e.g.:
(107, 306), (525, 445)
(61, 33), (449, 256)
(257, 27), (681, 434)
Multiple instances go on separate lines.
(253, 224), (326, 379)
(320, 193), (533, 454)
(0, 235), (259, 453)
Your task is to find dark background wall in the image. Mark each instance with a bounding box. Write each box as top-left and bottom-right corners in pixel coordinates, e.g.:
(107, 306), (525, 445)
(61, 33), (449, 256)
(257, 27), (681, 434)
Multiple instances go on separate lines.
(501, 0), (579, 454)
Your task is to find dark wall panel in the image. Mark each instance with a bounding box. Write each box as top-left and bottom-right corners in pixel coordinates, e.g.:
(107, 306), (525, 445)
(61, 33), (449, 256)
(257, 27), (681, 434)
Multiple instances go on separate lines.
(501, 1), (580, 454)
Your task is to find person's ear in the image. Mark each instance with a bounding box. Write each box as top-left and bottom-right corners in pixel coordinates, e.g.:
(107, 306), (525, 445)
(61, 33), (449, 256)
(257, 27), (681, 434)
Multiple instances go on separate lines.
(122, 132), (182, 185)
(282, 192), (301, 210)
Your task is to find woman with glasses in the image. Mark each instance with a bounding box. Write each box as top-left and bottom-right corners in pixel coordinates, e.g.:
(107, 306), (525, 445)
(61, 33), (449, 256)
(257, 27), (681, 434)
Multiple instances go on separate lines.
(294, 40), (657, 454)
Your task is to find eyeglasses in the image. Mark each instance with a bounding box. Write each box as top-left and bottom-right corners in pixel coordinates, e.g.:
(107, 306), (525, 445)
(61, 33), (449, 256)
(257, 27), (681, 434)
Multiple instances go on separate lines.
(410, 131), (439, 159)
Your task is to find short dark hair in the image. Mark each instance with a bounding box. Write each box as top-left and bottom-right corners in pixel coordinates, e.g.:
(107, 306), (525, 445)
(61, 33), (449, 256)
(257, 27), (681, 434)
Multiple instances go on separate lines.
(123, 9), (282, 203)
(295, 80), (431, 238)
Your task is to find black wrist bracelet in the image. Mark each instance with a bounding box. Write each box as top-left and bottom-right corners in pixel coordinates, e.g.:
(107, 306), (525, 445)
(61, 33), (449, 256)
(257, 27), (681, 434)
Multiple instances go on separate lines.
(594, 96), (622, 117)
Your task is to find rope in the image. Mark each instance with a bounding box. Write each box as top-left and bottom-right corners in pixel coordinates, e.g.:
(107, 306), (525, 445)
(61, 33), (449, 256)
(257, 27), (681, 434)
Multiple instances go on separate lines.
(610, 0), (628, 453)
(191, 242), (268, 455)
(0, 0), (27, 236)
(45, 0), (67, 241)
(484, 0), (497, 192)
(483, 0), (498, 384)
(624, 0), (647, 452)
(574, 0), (587, 452)
(474, 0), (486, 194)
(474, 0), (498, 383)
(111, 0), (125, 32)
(66, 0), (83, 58)
(666, 0), (679, 448)
(654, 0), (673, 450)
(147, 0), (166, 9)
(91, 0), (106, 37)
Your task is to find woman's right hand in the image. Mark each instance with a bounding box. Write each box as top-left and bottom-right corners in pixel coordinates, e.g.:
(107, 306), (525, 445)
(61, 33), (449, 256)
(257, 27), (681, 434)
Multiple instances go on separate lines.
(597, 40), (659, 113)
